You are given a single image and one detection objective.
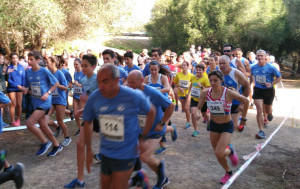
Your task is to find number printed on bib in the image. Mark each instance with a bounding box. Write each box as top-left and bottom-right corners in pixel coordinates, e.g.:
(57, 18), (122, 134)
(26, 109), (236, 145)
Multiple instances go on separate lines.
(179, 80), (189, 89)
(30, 82), (41, 97)
(207, 101), (225, 115)
(52, 88), (59, 97)
(256, 75), (266, 85)
(138, 115), (146, 128)
(191, 87), (201, 98)
(73, 85), (82, 95)
(99, 114), (124, 141)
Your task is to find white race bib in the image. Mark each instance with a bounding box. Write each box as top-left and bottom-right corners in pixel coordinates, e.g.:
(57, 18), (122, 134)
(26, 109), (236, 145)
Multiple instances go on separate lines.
(99, 114), (124, 141)
(191, 87), (201, 98)
(256, 75), (266, 85)
(179, 80), (189, 89)
(31, 83), (41, 97)
(52, 88), (59, 97)
(73, 85), (82, 95)
(138, 115), (146, 128)
(207, 101), (225, 115)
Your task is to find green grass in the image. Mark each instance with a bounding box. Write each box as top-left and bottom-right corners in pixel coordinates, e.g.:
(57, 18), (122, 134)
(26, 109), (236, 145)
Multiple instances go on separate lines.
(103, 37), (152, 54)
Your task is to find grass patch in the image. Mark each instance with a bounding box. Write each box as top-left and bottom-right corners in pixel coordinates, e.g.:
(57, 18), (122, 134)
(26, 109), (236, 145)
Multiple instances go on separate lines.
(103, 37), (152, 54)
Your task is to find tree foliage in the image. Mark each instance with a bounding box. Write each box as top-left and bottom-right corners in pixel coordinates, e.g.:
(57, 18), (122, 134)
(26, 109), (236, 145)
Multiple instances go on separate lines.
(0, 0), (132, 54)
(146, 0), (300, 62)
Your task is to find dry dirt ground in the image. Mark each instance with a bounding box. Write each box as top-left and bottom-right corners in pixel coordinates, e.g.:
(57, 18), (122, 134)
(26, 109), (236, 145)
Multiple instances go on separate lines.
(1, 80), (300, 189)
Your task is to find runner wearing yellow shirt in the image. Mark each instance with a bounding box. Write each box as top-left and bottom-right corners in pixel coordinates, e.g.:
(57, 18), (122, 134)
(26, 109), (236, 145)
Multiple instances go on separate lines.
(187, 64), (210, 136)
(174, 61), (194, 129)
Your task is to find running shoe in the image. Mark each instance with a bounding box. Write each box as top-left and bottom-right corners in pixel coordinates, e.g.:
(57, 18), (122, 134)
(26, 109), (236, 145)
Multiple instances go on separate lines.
(74, 129), (80, 136)
(220, 172), (231, 184)
(228, 146), (239, 167)
(153, 160), (170, 189)
(175, 105), (178, 111)
(249, 103), (253, 109)
(155, 147), (167, 155)
(264, 118), (269, 126)
(54, 126), (62, 138)
(170, 124), (177, 142)
(203, 117), (207, 124)
(36, 141), (52, 156)
(64, 178), (85, 188)
(4, 165), (13, 172)
(70, 110), (74, 121)
(185, 122), (191, 129)
(191, 131), (199, 137)
(237, 124), (245, 132)
(255, 130), (266, 139)
(0, 150), (6, 170)
(13, 163), (25, 189)
(47, 145), (63, 157)
(62, 137), (72, 146)
(14, 119), (20, 126)
(267, 114), (273, 122)
(129, 169), (149, 189)
(94, 153), (102, 163)
(2, 121), (9, 128)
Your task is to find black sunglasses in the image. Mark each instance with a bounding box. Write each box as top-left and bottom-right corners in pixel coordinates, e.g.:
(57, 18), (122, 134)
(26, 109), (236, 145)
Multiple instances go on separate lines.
(223, 50), (231, 53)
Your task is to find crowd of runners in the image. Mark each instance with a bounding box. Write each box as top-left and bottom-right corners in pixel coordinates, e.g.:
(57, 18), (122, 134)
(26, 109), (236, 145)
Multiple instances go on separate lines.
(0, 43), (282, 188)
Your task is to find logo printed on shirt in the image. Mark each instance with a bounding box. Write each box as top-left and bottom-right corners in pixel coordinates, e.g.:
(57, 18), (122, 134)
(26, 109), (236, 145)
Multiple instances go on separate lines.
(29, 76), (33, 80)
(20, 71), (22, 74)
(117, 104), (125, 112)
(37, 76), (40, 80)
(100, 106), (108, 112)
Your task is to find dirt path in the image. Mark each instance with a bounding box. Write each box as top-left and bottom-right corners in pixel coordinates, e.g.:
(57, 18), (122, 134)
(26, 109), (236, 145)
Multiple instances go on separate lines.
(1, 81), (300, 189)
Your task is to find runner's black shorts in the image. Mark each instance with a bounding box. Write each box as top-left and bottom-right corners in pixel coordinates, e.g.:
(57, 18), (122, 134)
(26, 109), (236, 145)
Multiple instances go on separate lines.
(253, 86), (275, 105)
(190, 98), (207, 113)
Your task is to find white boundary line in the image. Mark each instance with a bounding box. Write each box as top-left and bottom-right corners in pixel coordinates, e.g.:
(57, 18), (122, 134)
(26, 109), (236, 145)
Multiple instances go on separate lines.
(2, 118), (72, 132)
(221, 108), (292, 189)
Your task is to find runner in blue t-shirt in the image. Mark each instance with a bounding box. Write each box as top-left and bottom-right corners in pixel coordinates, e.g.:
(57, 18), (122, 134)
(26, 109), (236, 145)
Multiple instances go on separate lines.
(124, 50), (141, 74)
(18, 51), (63, 157)
(127, 70), (174, 189)
(83, 64), (155, 189)
(46, 56), (71, 147)
(6, 53), (25, 126)
(251, 50), (282, 139)
(102, 49), (127, 85)
(72, 58), (85, 136)
(64, 54), (100, 188)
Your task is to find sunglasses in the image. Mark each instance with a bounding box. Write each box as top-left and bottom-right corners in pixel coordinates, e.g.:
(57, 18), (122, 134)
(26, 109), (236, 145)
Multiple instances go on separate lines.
(223, 50), (231, 53)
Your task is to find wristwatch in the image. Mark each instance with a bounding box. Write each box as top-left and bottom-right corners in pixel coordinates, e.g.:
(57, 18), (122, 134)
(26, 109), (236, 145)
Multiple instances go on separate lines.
(47, 91), (51, 94)
(159, 121), (166, 126)
(241, 118), (247, 122)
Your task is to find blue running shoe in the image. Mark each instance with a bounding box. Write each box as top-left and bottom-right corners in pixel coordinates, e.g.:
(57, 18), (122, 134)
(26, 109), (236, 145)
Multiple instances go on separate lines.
(191, 131), (199, 137)
(170, 124), (177, 142)
(36, 141), (52, 156)
(153, 160), (170, 189)
(47, 145), (63, 157)
(2, 121), (9, 128)
(155, 147), (167, 155)
(175, 105), (178, 111)
(94, 153), (102, 163)
(185, 122), (191, 129)
(255, 130), (266, 139)
(64, 178), (85, 188)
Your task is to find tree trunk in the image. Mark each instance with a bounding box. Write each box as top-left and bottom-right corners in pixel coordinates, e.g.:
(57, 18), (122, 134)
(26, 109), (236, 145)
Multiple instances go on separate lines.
(297, 58), (300, 74)
(291, 55), (297, 77)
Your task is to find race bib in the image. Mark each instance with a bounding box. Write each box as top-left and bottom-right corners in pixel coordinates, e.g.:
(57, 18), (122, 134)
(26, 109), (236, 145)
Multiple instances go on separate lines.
(30, 83), (41, 97)
(99, 114), (124, 142)
(179, 80), (189, 89)
(52, 88), (59, 97)
(256, 75), (266, 85)
(207, 101), (225, 115)
(191, 87), (201, 98)
(138, 115), (146, 128)
(73, 85), (82, 95)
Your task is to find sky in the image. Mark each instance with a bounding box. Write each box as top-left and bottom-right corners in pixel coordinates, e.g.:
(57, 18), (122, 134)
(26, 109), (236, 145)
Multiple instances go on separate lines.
(132, 0), (156, 23)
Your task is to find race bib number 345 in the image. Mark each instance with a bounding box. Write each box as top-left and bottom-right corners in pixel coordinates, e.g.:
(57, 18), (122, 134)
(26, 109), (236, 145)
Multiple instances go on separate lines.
(99, 114), (124, 142)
